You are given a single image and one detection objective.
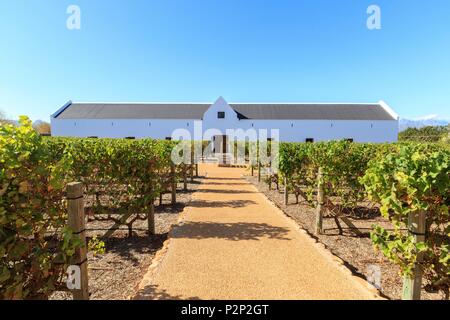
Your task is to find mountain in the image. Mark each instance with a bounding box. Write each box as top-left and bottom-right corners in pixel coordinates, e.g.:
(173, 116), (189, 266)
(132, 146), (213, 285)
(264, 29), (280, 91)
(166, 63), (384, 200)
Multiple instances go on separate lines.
(399, 115), (449, 131)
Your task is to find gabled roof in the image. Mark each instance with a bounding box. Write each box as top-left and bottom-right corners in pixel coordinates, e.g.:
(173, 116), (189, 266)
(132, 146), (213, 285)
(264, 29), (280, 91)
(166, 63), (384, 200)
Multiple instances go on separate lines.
(53, 101), (397, 121)
(53, 103), (211, 120)
(230, 103), (395, 120)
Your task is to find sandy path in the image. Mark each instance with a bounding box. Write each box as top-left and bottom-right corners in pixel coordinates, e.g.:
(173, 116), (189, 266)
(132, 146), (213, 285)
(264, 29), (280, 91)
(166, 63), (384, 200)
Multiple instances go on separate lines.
(135, 164), (379, 300)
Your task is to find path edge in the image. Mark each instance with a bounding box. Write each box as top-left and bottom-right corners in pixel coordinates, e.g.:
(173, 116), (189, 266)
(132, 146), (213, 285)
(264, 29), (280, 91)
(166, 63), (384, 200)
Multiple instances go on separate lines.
(131, 186), (201, 300)
(245, 174), (386, 300)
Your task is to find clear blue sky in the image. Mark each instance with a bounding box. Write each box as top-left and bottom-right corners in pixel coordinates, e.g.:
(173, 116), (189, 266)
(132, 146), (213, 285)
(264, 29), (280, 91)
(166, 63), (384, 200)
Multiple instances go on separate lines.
(1, 0), (449, 121)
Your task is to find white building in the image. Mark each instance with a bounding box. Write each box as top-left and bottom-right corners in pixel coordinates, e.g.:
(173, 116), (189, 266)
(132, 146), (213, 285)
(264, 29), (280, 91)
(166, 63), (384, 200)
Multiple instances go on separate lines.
(51, 97), (399, 146)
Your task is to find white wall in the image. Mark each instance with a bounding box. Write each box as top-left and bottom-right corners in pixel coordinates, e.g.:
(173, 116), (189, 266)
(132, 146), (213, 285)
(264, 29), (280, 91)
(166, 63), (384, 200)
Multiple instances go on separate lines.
(51, 97), (398, 142)
(51, 117), (398, 143)
(51, 118), (197, 139)
(232, 119), (398, 143)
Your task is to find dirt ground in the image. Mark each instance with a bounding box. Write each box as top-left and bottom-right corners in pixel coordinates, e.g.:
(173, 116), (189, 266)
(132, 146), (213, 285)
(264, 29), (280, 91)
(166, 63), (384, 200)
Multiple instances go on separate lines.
(245, 173), (444, 300)
(50, 178), (201, 300)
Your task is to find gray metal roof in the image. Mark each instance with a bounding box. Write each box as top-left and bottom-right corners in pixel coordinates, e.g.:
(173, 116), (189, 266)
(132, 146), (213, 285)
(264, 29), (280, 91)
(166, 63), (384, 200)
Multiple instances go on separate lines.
(54, 102), (395, 120)
(55, 103), (211, 119)
(229, 103), (394, 120)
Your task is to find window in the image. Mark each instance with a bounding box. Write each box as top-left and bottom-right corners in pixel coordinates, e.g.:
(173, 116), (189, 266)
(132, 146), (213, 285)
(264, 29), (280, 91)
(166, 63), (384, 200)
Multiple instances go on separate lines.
(305, 138), (314, 143)
(217, 111), (225, 119)
(165, 137), (172, 141)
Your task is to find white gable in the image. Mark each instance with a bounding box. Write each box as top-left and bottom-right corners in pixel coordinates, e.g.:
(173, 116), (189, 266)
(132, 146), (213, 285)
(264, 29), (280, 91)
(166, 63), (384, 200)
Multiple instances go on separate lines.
(202, 97), (241, 132)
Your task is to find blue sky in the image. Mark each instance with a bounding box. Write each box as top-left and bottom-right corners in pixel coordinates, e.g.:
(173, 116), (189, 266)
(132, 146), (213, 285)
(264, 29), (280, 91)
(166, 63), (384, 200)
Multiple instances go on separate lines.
(0, 0), (449, 121)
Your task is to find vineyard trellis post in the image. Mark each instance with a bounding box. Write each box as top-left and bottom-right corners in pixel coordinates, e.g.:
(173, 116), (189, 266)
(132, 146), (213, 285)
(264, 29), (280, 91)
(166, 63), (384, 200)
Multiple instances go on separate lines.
(171, 163), (176, 205)
(148, 185), (155, 236)
(315, 168), (324, 235)
(67, 182), (89, 300)
(257, 161), (261, 182)
(183, 166), (188, 191)
(284, 176), (288, 205)
(402, 210), (426, 300)
(190, 151), (194, 182)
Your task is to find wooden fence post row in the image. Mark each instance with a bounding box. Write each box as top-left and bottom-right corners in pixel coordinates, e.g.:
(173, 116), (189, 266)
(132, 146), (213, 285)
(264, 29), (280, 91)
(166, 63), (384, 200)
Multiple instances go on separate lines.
(315, 168), (324, 235)
(67, 182), (89, 300)
(402, 210), (426, 300)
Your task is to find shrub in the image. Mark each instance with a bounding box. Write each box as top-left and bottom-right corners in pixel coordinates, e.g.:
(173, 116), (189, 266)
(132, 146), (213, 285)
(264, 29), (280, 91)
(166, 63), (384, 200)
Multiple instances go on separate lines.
(361, 144), (450, 298)
(0, 117), (81, 299)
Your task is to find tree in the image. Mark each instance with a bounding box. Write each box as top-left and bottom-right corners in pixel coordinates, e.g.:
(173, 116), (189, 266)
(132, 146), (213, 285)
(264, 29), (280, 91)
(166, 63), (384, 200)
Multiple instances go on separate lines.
(441, 125), (450, 144)
(399, 126), (448, 143)
(33, 120), (51, 135)
(0, 109), (10, 125)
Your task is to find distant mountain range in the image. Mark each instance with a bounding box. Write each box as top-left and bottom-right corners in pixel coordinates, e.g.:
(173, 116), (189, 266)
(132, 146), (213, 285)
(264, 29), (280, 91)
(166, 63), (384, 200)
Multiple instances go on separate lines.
(399, 115), (449, 131)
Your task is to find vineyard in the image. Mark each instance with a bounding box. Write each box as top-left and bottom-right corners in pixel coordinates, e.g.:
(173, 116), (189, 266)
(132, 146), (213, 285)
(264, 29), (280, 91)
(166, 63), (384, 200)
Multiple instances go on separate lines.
(261, 141), (449, 299)
(0, 117), (196, 299)
(1, 117), (449, 300)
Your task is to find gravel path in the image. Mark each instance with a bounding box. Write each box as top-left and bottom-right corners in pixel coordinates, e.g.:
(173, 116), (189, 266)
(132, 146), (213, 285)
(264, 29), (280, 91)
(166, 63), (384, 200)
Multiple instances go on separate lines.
(50, 180), (201, 300)
(246, 173), (444, 300)
(135, 164), (381, 300)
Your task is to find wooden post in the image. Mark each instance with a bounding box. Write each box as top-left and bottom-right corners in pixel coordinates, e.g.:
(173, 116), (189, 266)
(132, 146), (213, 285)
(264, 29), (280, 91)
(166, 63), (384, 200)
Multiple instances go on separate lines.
(315, 168), (324, 235)
(148, 186), (155, 236)
(171, 163), (176, 205)
(402, 210), (426, 300)
(284, 176), (289, 205)
(190, 151), (194, 182)
(251, 165), (254, 176)
(195, 163), (199, 177)
(257, 162), (261, 182)
(267, 167), (273, 190)
(67, 182), (89, 300)
(183, 166), (188, 191)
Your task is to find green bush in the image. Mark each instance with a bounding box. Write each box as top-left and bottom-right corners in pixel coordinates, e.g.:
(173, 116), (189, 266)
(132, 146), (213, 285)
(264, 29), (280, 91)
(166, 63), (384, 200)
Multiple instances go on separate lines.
(279, 141), (449, 297)
(46, 137), (175, 224)
(399, 126), (449, 143)
(0, 117), (82, 299)
(361, 144), (449, 297)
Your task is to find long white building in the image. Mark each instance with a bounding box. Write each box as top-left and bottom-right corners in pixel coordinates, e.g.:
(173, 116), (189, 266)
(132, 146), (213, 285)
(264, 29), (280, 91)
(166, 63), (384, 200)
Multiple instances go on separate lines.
(51, 97), (399, 144)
